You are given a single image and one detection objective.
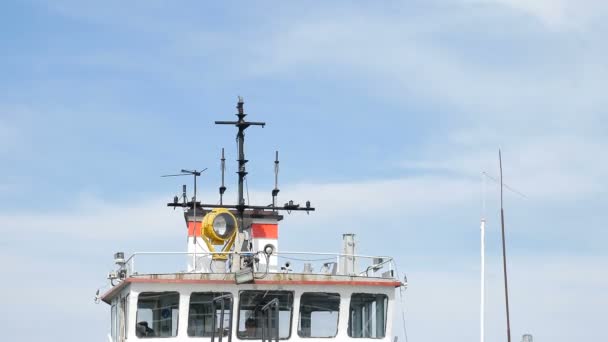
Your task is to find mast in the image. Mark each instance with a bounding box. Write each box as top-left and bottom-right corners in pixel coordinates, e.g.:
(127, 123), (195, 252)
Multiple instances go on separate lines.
(480, 173), (486, 342)
(499, 150), (512, 342)
(215, 96), (265, 213)
(166, 97), (315, 271)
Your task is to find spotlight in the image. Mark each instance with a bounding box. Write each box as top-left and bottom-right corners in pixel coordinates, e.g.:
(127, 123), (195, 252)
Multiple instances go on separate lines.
(263, 244), (275, 256)
(202, 209), (238, 243)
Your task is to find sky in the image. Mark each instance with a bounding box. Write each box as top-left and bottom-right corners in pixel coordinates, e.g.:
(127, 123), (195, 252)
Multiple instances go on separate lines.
(1, 0), (607, 341)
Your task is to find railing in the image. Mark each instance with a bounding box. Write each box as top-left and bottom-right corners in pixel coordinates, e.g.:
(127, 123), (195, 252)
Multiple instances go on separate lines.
(122, 251), (396, 278)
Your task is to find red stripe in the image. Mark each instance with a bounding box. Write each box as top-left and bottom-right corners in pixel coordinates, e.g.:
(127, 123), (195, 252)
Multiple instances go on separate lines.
(187, 221), (202, 237)
(251, 224), (278, 239)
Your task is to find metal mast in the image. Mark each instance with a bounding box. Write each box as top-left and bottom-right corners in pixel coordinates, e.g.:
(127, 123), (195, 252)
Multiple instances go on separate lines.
(499, 150), (512, 342)
(167, 102), (314, 216)
(167, 97), (315, 272)
(215, 96), (265, 213)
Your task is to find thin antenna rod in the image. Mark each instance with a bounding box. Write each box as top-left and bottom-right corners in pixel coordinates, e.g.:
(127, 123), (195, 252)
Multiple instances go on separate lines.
(272, 151), (280, 209)
(499, 150), (512, 342)
(480, 173), (486, 342)
(162, 168), (207, 271)
(220, 148), (226, 205)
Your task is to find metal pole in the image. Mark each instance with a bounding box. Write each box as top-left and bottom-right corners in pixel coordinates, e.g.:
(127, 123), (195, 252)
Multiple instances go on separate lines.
(481, 173), (486, 342)
(220, 148), (226, 205)
(480, 218), (485, 342)
(211, 299), (217, 342)
(193, 173), (197, 271)
(499, 150), (512, 342)
(218, 297), (225, 342)
(236, 99), (246, 209)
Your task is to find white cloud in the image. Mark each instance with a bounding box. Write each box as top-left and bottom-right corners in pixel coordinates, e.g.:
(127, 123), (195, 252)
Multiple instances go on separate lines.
(401, 135), (608, 199)
(243, 6), (608, 126)
(0, 195), (182, 240)
(403, 255), (608, 342)
(465, 0), (608, 31)
(2, 177), (605, 341)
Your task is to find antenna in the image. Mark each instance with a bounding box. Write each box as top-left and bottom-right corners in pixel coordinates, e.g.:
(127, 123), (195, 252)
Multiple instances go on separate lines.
(166, 97), (315, 214)
(499, 150), (512, 342)
(215, 96), (266, 212)
(166, 97), (315, 272)
(219, 148), (226, 205)
(162, 168), (207, 271)
(482, 171), (527, 199)
(162, 168), (208, 242)
(272, 151), (280, 209)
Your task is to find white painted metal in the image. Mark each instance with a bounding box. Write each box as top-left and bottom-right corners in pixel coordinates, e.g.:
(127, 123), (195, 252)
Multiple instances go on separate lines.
(480, 218), (486, 342)
(120, 281), (396, 342)
(187, 236), (213, 272)
(124, 251), (395, 277)
(108, 248), (401, 342)
(480, 172), (486, 342)
(250, 218), (280, 272)
(339, 234), (356, 275)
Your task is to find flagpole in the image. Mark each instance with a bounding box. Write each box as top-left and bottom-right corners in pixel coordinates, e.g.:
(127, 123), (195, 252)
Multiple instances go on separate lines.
(481, 172), (486, 342)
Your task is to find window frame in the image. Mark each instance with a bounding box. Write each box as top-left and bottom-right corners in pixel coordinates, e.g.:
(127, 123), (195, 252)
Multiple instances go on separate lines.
(236, 290), (295, 340)
(297, 292), (341, 338)
(136, 291), (181, 339)
(347, 293), (389, 339)
(187, 292), (234, 338)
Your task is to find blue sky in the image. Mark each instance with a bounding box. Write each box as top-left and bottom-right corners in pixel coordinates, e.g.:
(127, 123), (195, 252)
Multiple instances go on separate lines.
(1, 0), (607, 341)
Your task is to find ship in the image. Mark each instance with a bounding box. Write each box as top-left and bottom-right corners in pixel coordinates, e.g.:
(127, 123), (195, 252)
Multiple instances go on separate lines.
(98, 97), (407, 342)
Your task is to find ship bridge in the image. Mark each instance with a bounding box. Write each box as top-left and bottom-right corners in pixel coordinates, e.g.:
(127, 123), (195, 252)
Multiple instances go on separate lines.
(97, 99), (406, 342)
(101, 235), (402, 342)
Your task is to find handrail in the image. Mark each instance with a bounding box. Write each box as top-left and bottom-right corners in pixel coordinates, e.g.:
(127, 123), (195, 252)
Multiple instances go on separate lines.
(122, 251), (396, 278)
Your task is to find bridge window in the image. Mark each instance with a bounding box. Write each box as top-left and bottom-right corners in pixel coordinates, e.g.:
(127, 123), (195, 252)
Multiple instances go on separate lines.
(348, 293), (388, 339)
(237, 290), (293, 340)
(298, 292), (340, 338)
(188, 292), (233, 337)
(136, 292), (180, 338)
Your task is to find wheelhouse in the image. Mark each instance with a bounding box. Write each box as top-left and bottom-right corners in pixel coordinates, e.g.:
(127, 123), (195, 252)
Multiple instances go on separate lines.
(102, 251), (401, 342)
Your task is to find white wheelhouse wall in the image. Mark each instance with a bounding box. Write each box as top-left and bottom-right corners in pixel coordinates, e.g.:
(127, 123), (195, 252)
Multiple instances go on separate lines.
(122, 282), (395, 342)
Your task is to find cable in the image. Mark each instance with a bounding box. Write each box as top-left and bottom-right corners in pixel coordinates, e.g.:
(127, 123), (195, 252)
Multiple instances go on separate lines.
(482, 171), (527, 199)
(254, 252), (270, 279)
